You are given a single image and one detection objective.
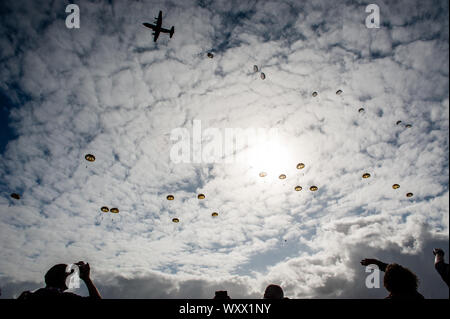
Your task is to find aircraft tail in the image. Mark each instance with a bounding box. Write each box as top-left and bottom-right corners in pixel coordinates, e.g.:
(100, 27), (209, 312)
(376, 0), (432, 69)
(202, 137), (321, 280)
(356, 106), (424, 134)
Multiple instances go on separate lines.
(170, 26), (174, 38)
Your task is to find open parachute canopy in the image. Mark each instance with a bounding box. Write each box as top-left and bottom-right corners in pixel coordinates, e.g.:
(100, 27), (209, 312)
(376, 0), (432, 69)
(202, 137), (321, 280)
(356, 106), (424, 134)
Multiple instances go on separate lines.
(362, 173), (371, 179)
(101, 206), (109, 213)
(312, 91), (318, 97)
(211, 212), (219, 217)
(310, 186), (318, 191)
(406, 192), (414, 198)
(253, 65), (258, 72)
(396, 120), (402, 125)
(259, 171), (267, 177)
(110, 208), (119, 214)
(295, 186), (302, 191)
(392, 184), (400, 189)
(172, 217), (180, 223)
(166, 195), (174, 200)
(405, 124), (412, 128)
(296, 163), (305, 169)
(358, 108), (365, 113)
(336, 89), (343, 95)
(260, 72), (266, 80)
(207, 52), (214, 58)
(279, 174), (286, 180)
(198, 193), (205, 199)
(10, 193), (20, 200)
(85, 154), (95, 162)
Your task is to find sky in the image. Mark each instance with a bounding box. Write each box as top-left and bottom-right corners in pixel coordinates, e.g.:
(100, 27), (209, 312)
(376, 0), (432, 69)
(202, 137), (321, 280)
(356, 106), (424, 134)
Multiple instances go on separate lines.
(0, 0), (448, 299)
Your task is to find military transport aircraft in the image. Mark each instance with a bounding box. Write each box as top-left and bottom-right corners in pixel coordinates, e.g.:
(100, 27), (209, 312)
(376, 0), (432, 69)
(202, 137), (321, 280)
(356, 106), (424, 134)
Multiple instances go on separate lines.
(143, 11), (174, 42)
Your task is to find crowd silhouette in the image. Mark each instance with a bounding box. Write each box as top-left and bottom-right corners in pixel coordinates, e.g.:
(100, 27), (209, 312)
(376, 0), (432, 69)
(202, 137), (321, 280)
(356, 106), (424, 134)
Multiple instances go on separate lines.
(14, 248), (449, 299)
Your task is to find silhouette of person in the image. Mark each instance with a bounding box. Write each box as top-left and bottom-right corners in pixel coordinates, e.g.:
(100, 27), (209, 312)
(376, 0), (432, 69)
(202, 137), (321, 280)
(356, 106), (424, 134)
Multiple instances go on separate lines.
(360, 258), (424, 299)
(213, 290), (231, 299)
(433, 248), (449, 287)
(17, 261), (101, 300)
(263, 284), (285, 299)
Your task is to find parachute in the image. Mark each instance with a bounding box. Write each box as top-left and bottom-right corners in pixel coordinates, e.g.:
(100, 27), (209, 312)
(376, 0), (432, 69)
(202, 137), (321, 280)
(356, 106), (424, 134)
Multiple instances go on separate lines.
(310, 186), (318, 191)
(260, 72), (266, 80)
(10, 193), (20, 200)
(295, 186), (302, 191)
(396, 121), (402, 125)
(96, 207), (118, 224)
(85, 154), (95, 162)
(362, 173), (371, 179)
(172, 217), (180, 223)
(392, 184), (400, 189)
(405, 124), (412, 128)
(253, 65), (258, 72)
(259, 172), (267, 177)
(296, 163), (305, 170)
(211, 212), (219, 217)
(336, 89), (343, 95)
(101, 206), (109, 213)
(207, 52), (214, 58)
(406, 192), (413, 198)
(279, 174), (286, 179)
(312, 92), (318, 97)
(198, 194), (205, 199)
(358, 108), (365, 113)
(166, 195), (174, 200)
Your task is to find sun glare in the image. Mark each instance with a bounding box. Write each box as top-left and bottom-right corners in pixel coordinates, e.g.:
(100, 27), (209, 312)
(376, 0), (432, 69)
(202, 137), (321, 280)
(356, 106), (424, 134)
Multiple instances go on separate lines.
(247, 137), (293, 177)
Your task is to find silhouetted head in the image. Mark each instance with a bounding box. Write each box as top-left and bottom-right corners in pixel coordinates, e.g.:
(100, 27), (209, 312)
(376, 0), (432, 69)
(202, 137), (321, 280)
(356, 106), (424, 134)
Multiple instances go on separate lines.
(214, 290), (231, 299)
(263, 284), (284, 299)
(383, 263), (419, 294)
(44, 264), (73, 290)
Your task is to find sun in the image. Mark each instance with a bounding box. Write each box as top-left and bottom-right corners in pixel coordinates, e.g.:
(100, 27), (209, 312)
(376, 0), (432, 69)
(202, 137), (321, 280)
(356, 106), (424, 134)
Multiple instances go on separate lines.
(246, 134), (293, 177)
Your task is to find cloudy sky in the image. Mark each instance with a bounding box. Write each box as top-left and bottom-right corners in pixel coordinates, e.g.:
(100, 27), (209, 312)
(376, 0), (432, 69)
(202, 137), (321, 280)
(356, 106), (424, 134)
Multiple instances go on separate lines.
(0, 0), (448, 299)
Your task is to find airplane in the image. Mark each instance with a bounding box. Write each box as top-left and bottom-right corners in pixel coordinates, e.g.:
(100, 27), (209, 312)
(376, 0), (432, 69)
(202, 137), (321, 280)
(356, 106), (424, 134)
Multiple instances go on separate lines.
(142, 11), (174, 42)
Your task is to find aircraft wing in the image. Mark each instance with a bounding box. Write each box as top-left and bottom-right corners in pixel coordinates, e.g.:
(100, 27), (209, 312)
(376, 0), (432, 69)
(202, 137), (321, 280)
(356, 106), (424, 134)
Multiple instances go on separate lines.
(156, 11), (162, 29)
(153, 29), (161, 42)
(143, 23), (156, 30)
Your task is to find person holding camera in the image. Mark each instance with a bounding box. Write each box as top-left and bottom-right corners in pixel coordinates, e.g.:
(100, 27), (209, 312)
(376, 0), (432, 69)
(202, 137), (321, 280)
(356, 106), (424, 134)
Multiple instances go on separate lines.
(17, 261), (101, 300)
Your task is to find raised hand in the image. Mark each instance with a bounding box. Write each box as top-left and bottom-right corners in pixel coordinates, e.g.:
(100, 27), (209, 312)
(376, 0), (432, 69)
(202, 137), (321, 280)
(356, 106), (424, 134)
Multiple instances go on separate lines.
(360, 258), (381, 266)
(75, 261), (90, 281)
(433, 248), (444, 256)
